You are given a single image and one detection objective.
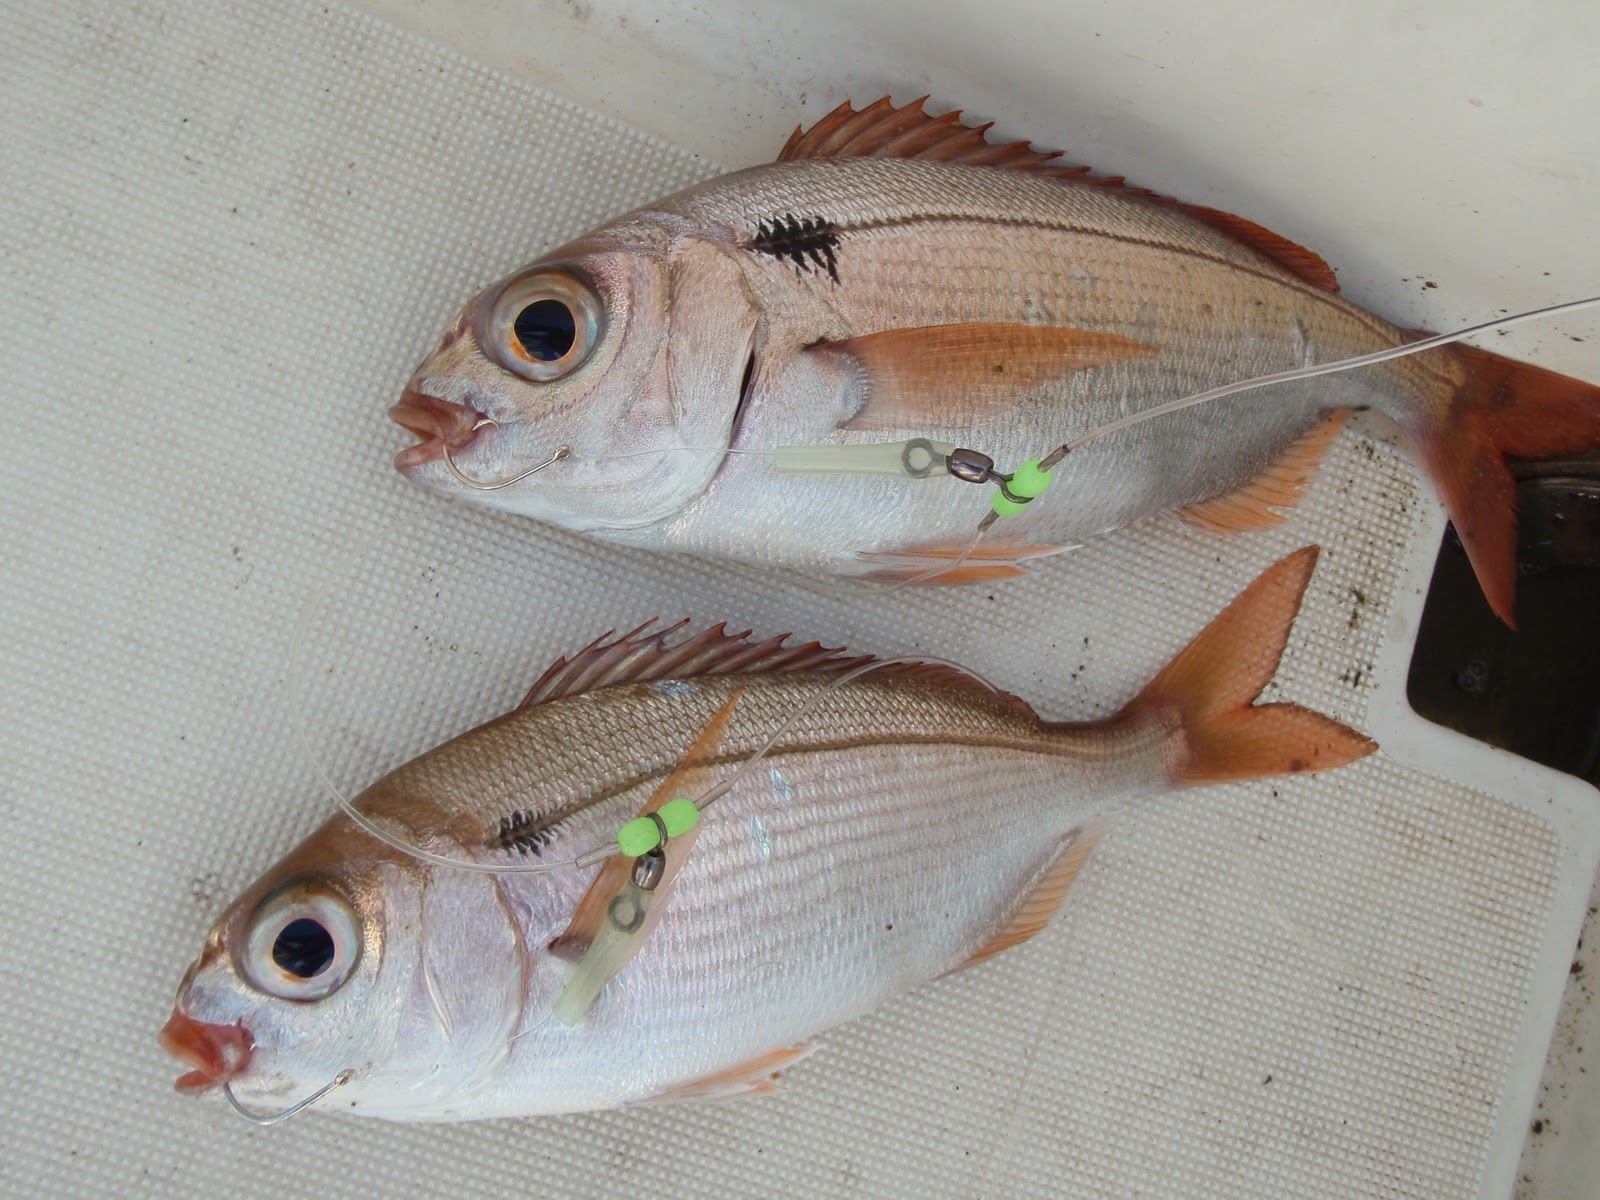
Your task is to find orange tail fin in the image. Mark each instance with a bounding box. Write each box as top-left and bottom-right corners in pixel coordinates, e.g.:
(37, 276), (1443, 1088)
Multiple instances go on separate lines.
(1413, 344), (1600, 628)
(1123, 547), (1376, 785)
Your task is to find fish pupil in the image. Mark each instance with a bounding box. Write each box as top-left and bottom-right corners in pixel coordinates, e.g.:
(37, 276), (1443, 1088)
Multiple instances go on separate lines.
(272, 917), (336, 979)
(514, 299), (577, 362)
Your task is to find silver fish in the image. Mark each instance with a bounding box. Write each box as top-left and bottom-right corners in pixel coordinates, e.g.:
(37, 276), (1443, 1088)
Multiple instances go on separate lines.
(161, 548), (1372, 1120)
(391, 97), (1600, 626)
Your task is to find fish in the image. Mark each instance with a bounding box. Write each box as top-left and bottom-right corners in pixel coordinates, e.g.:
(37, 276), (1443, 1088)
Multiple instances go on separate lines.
(390, 96), (1600, 626)
(161, 547), (1374, 1120)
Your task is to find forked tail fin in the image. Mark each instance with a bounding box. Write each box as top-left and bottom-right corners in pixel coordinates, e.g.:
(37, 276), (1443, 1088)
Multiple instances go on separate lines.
(1413, 344), (1600, 628)
(1123, 547), (1376, 784)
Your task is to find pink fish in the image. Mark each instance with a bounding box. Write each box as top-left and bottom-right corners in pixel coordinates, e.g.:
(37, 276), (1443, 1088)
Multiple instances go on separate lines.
(161, 548), (1373, 1119)
(392, 97), (1600, 624)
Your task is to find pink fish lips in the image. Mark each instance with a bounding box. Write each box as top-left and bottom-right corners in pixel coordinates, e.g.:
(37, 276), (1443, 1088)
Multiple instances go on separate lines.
(388, 391), (484, 469)
(159, 1008), (253, 1095)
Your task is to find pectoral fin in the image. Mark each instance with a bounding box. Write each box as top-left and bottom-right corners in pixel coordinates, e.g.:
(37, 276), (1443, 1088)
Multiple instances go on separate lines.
(547, 690), (745, 964)
(813, 323), (1158, 432)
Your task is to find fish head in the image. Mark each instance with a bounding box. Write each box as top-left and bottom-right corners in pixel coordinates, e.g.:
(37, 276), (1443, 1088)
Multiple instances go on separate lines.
(392, 222), (759, 533)
(161, 794), (538, 1120)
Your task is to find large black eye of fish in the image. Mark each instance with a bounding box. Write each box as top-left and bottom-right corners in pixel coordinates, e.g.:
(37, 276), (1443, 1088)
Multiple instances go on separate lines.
(239, 883), (362, 1002)
(487, 269), (604, 382)
(514, 299), (577, 362)
(272, 917), (336, 979)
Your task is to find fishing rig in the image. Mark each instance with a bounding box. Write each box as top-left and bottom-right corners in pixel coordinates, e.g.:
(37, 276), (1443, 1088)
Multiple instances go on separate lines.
(230, 296), (1598, 1124)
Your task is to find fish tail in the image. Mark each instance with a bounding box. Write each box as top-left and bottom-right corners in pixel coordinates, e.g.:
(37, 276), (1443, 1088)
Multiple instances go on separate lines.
(1407, 344), (1600, 628)
(1120, 547), (1376, 785)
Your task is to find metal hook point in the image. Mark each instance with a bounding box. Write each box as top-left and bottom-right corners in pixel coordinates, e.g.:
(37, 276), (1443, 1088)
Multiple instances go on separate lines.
(223, 1069), (353, 1126)
(440, 418), (572, 491)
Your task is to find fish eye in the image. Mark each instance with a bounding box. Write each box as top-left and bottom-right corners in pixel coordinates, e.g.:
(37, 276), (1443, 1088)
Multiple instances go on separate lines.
(239, 884), (362, 1002)
(486, 269), (604, 382)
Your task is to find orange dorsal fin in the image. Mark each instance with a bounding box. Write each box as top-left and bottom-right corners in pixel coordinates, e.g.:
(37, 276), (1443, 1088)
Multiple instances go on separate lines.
(1180, 410), (1351, 533)
(642, 1046), (814, 1104)
(522, 620), (1019, 718)
(779, 98), (1339, 293)
(1178, 204), (1341, 293)
(1120, 546), (1375, 784)
(953, 822), (1105, 972)
(814, 322), (1159, 432)
(520, 621), (871, 708)
(547, 690), (743, 964)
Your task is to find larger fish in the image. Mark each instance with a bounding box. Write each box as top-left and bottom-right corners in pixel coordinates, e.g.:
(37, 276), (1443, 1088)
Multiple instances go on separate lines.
(161, 548), (1372, 1120)
(391, 97), (1600, 626)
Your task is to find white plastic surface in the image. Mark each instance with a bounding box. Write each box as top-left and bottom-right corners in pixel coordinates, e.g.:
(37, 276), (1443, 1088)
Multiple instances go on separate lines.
(1, 3), (1597, 1198)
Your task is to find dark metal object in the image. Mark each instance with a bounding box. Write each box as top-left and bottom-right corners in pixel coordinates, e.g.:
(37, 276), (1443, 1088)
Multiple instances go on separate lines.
(1408, 457), (1600, 784)
(947, 447), (996, 484)
(631, 846), (666, 891)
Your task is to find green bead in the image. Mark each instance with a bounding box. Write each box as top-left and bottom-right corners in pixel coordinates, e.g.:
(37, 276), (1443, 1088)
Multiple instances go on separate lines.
(991, 490), (1030, 517)
(1009, 459), (1052, 498)
(659, 796), (700, 837)
(617, 816), (662, 857)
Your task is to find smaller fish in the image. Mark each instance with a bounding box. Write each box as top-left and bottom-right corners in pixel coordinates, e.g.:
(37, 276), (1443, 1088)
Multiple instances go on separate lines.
(161, 547), (1372, 1121)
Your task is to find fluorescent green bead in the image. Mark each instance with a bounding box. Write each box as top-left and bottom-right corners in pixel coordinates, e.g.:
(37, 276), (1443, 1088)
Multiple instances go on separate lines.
(991, 490), (1029, 517)
(617, 816), (662, 857)
(1009, 459), (1052, 498)
(991, 459), (1051, 517)
(659, 796), (700, 837)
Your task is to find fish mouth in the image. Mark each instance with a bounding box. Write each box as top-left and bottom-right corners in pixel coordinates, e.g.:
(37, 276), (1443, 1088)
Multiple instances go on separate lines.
(159, 1008), (253, 1095)
(388, 391), (486, 470)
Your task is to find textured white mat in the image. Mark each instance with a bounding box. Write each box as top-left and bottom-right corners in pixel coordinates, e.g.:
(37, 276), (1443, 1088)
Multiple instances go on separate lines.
(1, 3), (1595, 1198)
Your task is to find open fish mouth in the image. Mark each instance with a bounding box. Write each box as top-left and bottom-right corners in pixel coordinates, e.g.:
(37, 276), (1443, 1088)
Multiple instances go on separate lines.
(389, 391), (485, 469)
(159, 1008), (253, 1095)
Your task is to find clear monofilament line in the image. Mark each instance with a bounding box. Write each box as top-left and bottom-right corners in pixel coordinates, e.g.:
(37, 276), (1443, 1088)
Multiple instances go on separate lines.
(289, 592), (603, 877)
(921, 294), (1600, 581)
(1039, 294), (1600, 468)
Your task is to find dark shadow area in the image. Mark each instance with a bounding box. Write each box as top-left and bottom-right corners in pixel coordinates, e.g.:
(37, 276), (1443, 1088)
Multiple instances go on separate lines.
(1408, 462), (1600, 787)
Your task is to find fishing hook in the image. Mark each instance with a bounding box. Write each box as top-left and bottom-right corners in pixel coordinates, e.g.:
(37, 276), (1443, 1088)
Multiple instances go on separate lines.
(223, 1069), (354, 1126)
(440, 418), (571, 490)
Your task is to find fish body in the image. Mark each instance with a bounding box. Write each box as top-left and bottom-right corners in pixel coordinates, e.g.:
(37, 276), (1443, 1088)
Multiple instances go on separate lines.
(393, 99), (1600, 624)
(162, 550), (1373, 1120)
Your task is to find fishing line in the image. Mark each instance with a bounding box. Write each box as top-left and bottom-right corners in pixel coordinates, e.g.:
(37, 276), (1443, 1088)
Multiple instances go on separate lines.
(904, 293), (1600, 581)
(1037, 293), (1600, 468)
(831, 294), (1600, 584)
(290, 594), (997, 878)
(558, 294), (1600, 475)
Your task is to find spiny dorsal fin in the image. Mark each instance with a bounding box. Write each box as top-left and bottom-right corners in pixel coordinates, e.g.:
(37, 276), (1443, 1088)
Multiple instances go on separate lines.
(778, 97), (1339, 294)
(519, 620), (870, 709)
(520, 621), (1033, 717)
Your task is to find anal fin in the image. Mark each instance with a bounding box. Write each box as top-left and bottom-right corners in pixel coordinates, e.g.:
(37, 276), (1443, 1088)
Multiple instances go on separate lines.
(1180, 410), (1350, 533)
(952, 822), (1105, 972)
(641, 1045), (814, 1104)
(860, 541), (1067, 585)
